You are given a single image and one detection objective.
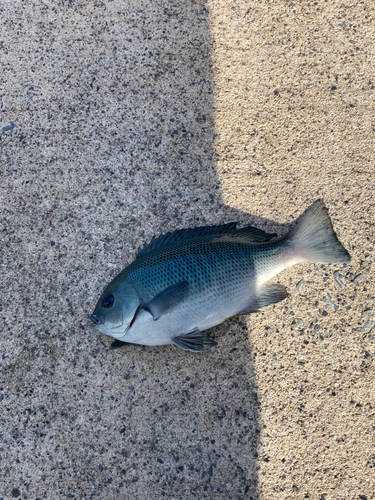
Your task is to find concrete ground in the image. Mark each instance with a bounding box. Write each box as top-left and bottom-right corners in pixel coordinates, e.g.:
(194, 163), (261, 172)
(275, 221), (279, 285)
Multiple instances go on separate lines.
(0, 0), (374, 499)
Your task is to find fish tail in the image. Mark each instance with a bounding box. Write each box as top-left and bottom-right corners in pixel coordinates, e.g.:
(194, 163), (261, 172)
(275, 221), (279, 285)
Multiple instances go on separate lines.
(285, 199), (350, 264)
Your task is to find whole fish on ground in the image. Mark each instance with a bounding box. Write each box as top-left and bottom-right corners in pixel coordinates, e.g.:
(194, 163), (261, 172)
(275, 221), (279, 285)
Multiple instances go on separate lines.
(90, 200), (350, 352)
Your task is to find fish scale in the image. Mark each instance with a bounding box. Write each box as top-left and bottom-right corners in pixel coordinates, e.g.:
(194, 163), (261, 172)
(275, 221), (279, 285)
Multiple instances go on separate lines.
(124, 238), (284, 295)
(90, 200), (350, 352)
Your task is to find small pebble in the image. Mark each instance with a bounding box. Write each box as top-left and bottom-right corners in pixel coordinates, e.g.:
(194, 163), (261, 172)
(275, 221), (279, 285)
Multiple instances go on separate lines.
(1, 121), (15, 132)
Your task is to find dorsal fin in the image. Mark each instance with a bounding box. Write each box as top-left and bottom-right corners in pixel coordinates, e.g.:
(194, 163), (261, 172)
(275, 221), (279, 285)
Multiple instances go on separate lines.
(234, 226), (276, 240)
(136, 223), (237, 257)
(136, 222), (275, 258)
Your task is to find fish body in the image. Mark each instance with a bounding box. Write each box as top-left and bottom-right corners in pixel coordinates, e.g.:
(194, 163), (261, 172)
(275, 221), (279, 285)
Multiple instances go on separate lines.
(91, 200), (350, 352)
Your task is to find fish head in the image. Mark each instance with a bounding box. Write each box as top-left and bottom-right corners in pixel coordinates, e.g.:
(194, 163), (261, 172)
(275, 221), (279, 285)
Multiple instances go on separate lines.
(90, 280), (140, 339)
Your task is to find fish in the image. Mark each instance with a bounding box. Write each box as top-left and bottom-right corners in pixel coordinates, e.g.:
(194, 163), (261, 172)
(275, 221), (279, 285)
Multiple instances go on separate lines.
(90, 200), (350, 352)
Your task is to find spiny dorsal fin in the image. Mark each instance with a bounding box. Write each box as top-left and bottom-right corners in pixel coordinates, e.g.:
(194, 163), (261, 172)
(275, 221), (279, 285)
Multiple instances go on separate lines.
(136, 222), (275, 257)
(136, 223), (237, 257)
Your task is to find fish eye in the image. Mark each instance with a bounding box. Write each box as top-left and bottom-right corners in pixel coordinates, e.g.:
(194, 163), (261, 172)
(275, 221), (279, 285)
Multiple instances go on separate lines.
(102, 295), (114, 309)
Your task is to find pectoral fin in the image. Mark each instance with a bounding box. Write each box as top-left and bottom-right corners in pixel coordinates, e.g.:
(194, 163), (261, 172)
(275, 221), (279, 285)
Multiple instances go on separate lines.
(172, 328), (217, 352)
(239, 283), (289, 314)
(143, 281), (189, 320)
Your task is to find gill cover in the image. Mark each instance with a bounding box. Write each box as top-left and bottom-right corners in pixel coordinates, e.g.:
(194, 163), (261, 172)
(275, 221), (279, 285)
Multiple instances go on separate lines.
(91, 281), (140, 338)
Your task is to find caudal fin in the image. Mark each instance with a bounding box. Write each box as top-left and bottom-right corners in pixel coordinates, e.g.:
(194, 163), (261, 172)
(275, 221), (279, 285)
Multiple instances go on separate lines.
(286, 200), (350, 264)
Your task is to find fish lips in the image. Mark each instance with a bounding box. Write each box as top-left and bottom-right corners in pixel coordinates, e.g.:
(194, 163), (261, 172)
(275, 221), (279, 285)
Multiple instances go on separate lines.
(90, 313), (104, 327)
(89, 310), (129, 338)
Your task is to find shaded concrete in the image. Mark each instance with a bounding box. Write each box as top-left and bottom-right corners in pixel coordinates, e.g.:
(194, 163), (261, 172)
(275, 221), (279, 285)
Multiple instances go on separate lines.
(1, 1), (259, 499)
(0, 0), (374, 499)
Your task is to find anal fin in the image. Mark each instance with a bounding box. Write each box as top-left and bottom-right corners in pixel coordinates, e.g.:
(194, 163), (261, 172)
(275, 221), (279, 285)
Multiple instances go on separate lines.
(172, 328), (217, 352)
(239, 283), (289, 314)
(203, 337), (217, 349)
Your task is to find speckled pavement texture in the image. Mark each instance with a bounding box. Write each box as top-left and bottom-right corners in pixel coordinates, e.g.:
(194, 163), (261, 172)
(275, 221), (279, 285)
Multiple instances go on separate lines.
(0, 0), (374, 499)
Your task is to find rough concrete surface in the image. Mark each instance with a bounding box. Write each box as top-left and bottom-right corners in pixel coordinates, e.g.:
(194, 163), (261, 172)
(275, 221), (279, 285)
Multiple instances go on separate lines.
(0, 0), (374, 499)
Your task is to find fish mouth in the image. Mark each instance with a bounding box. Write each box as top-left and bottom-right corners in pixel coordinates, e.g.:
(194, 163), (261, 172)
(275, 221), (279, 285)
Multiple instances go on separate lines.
(90, 314), (103, 326)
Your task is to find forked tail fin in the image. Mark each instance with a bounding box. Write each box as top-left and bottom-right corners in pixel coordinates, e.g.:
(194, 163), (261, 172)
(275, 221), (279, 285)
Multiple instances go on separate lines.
(286, 199), (350, 264)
